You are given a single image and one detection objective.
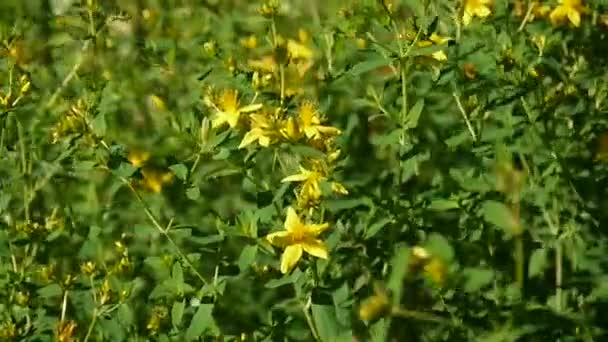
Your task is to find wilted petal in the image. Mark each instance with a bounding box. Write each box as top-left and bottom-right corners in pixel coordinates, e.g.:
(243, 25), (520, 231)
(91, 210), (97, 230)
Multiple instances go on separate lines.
(302, 240), (328, 259)
(281, 245), (303, 273)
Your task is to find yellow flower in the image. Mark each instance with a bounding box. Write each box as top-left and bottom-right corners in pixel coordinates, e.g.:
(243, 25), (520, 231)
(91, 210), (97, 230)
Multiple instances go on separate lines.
(331, 181), (349, 195)
(424, 257), (447, 286)
(463, 0), (493, 26)
(550, 0), (587, 27)
(139, 167), (174, 193)
(282, 165), (326, 205)
(266, 207), (330, 273)
(287, 39), (314, 61)
(298, 102), (341, 139)
(128, 150), (151, 168)
(358, 283), (391, 322)
(417, 33), (451, 61)
(239, 112), (280, 148)
(210, 89), (262, 129)
(279, 116), (303, 141)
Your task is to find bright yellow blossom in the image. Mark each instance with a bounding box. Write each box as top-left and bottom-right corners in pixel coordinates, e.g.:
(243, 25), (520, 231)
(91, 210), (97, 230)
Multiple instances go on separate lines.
(239, 112), (280, 148)
(282, 165), (326, 204)
(139, 168), (174, 193)
(550, 0), (587, 27)
(128, 150), (151, 168)
(463, 0), (493, 26)
(417, 33), (451, 61)
(209, 89), (262, 129)
(266, 207), (330, 274)
(298, 102), (341, 139)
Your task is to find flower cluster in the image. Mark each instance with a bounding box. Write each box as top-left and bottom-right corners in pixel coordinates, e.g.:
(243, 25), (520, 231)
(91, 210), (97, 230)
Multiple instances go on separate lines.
(202, 18), (348, 274)
(466, 0), (590, 28)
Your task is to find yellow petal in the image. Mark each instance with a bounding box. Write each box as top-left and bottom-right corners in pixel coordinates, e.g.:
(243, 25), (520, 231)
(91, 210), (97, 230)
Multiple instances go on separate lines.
(301, 240), (328, 259)
(317, 125), (342, 136)
(284, 207), (302, 231)
(281, 167), (312, 183)
(266, 231), (291, 247)
(463, 12), (472, 26)
(550, 7), (568, 25)
(281, 245), (303, 273)
(567, 8), (581, 27)
(475, 6), (491, 18)
(431, 50), (447, 61)
(240, 103), (263, 113)
(226, 112), (240, 128)
(307, 222), (330, 236)
(259, 135), (271, 147)
(239, 130), (258, 149)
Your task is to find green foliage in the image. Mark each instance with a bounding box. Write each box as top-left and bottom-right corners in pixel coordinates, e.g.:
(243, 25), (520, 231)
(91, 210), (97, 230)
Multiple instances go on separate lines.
(1, 0), (608, 341)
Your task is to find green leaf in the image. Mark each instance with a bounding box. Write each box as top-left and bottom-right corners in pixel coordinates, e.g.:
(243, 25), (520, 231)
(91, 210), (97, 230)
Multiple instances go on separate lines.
(428, 199), (460, 211)
(370, 129), (402, 146)
(528, 248), (547, 278)
(405, 99), (424, 129)
(237, 245), (257, 272)
(325, 197), (374, 213)
(37, 284), (63, 299)
(464, 267), (494, 292)
(365, 217), (394, 239)
(171, 300), (185, 329)
(185, 304), (217, 340)
(425, 233), (454, 262)
(91, 112), (106, 136)
(387, 245), (410, 305)
(265, 270), (303, 288)
(349, 58), (390, 77)
(481, 200), (518, 235)
(170, 164), (188, 180)
(186, 186), (200, 200)
(369, 318), (389, 342)
(172, 262), (184, 284)
(311, 304), (340, 342)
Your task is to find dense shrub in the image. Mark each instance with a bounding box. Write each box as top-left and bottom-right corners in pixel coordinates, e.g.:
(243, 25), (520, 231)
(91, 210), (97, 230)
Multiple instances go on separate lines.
(1, 0), (608, 341)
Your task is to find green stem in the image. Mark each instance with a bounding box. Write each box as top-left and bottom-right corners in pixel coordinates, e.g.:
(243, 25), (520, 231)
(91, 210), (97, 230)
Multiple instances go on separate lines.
(391, 307), (451, 325)
(515, 234), (524, 289)
(555, 239), (563, 311)
(303, 297), (321, 342)
(16, 115), (30, 221)
(83, 308), (98, 342)
(122, 176), (209, 286)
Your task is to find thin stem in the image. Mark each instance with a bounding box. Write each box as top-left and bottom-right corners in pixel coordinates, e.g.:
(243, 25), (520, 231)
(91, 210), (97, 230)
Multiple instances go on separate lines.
(45, 39), (91, 109)
(517, 1), (536, 32)
(280, 64), (285, 105)
(515, 233), (524, 289)
(391, 307), (451, 325)
(303, 296), (321, 342)
(16, 115), (30, 221)
(60, 290), (69, 321)
(400, 65), (408, 124)
(452, 91), (478, 141)
(83, 309), (98, 342)
(555, 239), (563, 311)
(121, 176), (209, 286)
